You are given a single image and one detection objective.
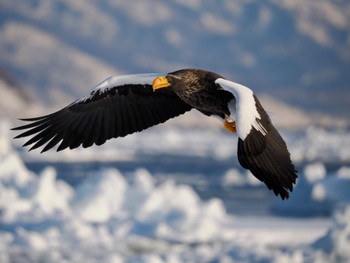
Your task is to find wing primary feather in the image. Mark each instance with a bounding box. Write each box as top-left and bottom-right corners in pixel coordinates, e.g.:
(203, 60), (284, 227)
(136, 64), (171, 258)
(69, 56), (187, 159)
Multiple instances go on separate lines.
(72, 112), (90, 136)
(134, 103), (150, 129)
(96, 108), (109, 146)
(18, 115), (53, 122)
(92, 107), (106, 146)
(106, 99), (116, 140)
(46, 110), (84, 151)
(12, 118), (49, 131)
(123, 101), (137, 134)
(41, 134), (62, 153)
(118, 96), (130, 137)
(26, 127), (56, 150)
(82, 110), (98, 148)
(113, 96), (124, 137)
(14, 121), (51, 139)
(23, 126), (52, 148)
(90, 107), (103, 145)
(57, 136), (71, 152)
(129, 102), (143, 132)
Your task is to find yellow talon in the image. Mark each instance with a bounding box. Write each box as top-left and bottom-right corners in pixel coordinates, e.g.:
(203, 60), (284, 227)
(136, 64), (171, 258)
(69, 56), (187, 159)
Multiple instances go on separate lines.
(224, 120), (236, 134)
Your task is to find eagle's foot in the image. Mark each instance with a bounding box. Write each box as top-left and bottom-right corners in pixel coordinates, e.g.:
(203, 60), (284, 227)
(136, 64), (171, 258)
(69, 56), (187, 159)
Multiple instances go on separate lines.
(224, 119), (236, 134)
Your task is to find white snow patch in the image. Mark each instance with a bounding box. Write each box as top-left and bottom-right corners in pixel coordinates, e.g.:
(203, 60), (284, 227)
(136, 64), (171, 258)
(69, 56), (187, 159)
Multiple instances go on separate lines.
(312, 183), (327, 201)
(273, 162), (350, 218)
(32, 167), (74, 214)
(312, 205), (350, 262)
(337, 166), (350, 179)
(304, 162), (327, 183)
(222, 168), (260, 187)
(71, 169), (127, 222)
(289, 126), (350, 163)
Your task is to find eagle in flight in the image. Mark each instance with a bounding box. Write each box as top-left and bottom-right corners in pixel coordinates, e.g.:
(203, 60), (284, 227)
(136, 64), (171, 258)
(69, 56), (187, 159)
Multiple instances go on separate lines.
(13, 69), (298, 199)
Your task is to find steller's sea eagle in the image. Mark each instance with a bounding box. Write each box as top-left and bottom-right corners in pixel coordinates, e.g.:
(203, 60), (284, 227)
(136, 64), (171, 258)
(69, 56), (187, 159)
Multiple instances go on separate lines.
(12, 69), (298, 199)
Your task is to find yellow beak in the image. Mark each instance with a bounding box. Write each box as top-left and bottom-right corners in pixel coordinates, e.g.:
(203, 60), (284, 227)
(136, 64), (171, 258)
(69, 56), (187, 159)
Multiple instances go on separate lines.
(152, 76), (170, 91)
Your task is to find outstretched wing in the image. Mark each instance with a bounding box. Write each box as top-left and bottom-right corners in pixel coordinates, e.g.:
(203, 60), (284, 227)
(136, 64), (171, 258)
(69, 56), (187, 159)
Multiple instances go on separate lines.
(236, 96), (297, 199)
(12, 74), (192, 152)
(215, 78), (297, 199)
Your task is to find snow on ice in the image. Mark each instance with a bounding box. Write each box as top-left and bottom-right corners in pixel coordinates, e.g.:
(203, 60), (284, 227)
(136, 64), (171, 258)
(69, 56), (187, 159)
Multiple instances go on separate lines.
(273, 162), (350, 217)
(2, 119), (350, 262)
(1, 120), (235, 262)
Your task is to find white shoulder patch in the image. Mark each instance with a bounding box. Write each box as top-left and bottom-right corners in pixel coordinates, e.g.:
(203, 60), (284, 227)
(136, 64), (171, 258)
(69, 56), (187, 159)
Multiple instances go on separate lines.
(93, 73), (163, 91)
(215, 78), (266, 140)
(79, 73), (163, 103)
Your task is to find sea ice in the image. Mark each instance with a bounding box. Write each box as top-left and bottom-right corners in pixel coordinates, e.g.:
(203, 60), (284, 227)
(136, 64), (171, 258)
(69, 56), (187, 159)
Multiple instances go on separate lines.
(272, 162), (350, 217)
(2, 119), (350, 262)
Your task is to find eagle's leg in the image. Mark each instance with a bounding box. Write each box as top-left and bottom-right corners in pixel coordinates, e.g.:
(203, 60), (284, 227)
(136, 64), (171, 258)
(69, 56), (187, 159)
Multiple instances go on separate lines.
(224, 115), (236, 134)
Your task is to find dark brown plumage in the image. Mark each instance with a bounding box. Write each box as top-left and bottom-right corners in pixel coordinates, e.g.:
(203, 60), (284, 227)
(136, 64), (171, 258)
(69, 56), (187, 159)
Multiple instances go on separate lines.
(166, 70), (235, 118)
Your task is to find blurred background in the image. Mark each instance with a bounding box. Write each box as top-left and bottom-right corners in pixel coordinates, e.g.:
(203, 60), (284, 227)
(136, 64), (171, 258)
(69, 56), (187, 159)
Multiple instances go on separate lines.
(1, 1), (350, 262)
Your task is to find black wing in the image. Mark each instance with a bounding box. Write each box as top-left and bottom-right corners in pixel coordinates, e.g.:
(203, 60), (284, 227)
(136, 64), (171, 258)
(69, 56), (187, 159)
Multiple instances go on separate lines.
(237, 95), (297, 200)
(12, 83), (192, 152)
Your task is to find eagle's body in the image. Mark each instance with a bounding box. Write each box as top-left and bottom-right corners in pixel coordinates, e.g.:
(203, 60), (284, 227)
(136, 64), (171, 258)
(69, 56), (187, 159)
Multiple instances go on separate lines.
(13, 69), (297, 199)
(166, 70), (232, 118)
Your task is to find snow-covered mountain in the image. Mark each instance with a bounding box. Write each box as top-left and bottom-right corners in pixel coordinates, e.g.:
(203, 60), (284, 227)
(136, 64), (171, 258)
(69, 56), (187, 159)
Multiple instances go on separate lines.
(1, 0), (349, 124)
